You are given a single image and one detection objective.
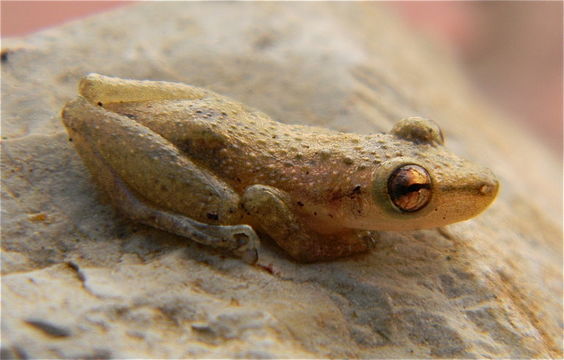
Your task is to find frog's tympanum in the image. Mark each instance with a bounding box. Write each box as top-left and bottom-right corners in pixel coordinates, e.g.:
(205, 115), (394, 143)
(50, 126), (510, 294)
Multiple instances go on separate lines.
(62, 74), (499, 263)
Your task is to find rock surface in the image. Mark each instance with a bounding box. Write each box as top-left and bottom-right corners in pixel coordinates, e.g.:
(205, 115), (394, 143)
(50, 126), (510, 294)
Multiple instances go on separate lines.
(1, 3), (561, 358)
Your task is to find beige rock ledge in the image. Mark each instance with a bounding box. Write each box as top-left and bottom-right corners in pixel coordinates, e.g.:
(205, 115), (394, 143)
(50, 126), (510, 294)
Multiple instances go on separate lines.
(1, 3), (561, 358)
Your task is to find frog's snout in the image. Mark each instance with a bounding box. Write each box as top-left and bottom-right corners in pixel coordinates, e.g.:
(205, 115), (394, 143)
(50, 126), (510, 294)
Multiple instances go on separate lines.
(431, 164), (499, 224)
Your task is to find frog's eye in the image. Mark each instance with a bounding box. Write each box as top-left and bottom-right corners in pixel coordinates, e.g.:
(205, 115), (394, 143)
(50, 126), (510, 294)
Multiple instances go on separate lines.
(390, 117), (444, 145)
(388, 164), (432, 212)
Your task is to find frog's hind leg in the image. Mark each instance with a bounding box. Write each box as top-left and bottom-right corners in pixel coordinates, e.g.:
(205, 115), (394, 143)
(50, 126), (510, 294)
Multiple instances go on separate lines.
(103, 163), (258, 263)
(78, 73), (215, 106)
(242, 185), (375, 262)
(62, 98), (259, 263)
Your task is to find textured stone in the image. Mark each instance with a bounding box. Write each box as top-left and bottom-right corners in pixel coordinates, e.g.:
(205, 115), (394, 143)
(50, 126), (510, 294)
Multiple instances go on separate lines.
(1, 3), (561, 358)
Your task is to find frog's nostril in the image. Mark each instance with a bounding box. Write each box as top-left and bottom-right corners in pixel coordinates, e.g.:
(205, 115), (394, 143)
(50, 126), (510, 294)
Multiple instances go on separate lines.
(479, 179), (499, 196)
(479, 184), (493, 195)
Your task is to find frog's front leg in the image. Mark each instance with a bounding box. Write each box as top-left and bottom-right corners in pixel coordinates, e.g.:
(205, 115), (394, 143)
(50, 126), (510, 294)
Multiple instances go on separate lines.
(242, 185), (375, 262)
(62, 98), (259, 263)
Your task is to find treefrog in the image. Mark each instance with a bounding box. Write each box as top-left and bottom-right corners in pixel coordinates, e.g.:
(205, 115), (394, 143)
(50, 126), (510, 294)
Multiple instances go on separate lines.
(62, 74), (498, 263)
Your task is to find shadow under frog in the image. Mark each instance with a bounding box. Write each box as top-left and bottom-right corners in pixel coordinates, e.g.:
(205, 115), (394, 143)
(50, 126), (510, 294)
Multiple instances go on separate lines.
(62, 74), (498, 263)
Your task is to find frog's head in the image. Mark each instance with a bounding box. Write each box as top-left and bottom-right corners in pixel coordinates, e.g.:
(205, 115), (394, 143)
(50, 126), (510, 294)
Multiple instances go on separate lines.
(366, 117), (498, 231)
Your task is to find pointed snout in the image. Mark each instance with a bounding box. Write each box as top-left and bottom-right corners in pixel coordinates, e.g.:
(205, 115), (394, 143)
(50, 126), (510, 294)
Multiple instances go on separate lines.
(436, 166), (499, 221)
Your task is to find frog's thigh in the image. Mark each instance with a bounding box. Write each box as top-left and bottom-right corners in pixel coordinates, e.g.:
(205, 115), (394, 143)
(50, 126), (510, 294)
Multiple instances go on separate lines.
(64, 98), (241, 224)
(79, 73), (213, 105)
(242, 185), (374, 262)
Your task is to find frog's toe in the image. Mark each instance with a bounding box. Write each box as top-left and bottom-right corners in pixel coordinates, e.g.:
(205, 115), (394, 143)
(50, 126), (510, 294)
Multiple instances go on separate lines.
(235, 246), (259, 264)
(229, 225), (260, 264)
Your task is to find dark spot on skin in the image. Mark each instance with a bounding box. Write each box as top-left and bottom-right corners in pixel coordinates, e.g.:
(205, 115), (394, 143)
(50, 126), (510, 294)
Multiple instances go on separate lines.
(272, 135), (277, 139)
(297, 201), (304, 207)
(348, 185), (362, 198)
(329, 214), (334, 218)
(305, 171), (310, 175)
(313, 212), (318, 216)
(221, 112), (227, 116)
(347, 185), (362, 199)
(206, 213), (219, 220)
(68, 137), (73, 142)
(97, 102), (103, 106)
(446, 256), (451, 261)
(124, 113), (137, 119)
(196, 110), (203, 114)
(25, 319), (71, 338)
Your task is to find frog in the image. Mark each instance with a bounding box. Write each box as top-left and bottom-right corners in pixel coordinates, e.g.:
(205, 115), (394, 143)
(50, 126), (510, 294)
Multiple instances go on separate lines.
(62, 73), (499, 263)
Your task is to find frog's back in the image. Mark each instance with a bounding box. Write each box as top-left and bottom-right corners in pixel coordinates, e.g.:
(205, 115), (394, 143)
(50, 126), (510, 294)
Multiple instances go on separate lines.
(104, 97), (386, 201)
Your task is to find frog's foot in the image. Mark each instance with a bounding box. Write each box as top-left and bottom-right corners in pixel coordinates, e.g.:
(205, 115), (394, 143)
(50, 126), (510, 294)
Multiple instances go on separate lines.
(115, 176), (259, 263)
(227, 227), (260, 264)
(115, 171), (259, 263)
(144, 209), (260, 264)
(242, 185), (372, 262)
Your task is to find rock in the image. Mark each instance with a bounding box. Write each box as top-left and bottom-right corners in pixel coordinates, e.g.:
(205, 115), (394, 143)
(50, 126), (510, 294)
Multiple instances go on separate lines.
(1, 2), (561, 358)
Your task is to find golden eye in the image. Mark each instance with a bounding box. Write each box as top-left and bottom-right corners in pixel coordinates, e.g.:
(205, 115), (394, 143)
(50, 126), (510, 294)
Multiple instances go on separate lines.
(388, 165), (432, 212)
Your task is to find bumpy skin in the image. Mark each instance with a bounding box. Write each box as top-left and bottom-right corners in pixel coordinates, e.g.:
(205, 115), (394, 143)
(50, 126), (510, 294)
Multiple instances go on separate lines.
(62, 74), (499, 262)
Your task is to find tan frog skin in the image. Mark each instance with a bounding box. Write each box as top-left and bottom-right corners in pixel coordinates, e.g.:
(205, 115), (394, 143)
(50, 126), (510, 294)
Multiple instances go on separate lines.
(62, 74), (499, 263)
